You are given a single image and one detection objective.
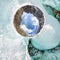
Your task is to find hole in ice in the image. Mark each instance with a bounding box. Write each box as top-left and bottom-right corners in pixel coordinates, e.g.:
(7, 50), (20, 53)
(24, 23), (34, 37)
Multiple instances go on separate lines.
(14, 5), (44, 37)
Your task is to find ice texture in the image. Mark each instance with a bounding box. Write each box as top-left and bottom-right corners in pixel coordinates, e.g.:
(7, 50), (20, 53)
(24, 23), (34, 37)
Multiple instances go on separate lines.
(0, 0), (60, 60)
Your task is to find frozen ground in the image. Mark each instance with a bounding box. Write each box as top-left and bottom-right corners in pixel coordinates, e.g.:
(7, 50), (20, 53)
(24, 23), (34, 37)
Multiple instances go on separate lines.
(0, 0), (60, 60)
(0, 0), (27, 60)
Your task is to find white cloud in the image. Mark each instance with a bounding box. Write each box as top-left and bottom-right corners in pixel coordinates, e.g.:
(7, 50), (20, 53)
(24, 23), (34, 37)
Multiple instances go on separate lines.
(20, 24), (33, 33)
(31, 15), (39, 26)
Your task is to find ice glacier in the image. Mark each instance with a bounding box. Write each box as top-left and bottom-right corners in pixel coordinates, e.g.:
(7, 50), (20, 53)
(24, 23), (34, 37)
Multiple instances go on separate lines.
(0, 0), (60, 60)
